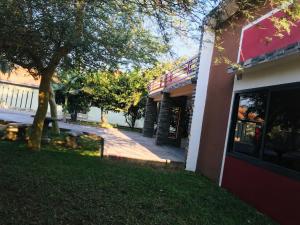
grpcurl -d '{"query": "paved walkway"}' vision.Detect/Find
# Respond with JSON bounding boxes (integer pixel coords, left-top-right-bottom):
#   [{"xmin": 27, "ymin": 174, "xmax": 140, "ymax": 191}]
[{"xmin": 0, "ymin": 109, "xmax": 185, "ymax": 164}]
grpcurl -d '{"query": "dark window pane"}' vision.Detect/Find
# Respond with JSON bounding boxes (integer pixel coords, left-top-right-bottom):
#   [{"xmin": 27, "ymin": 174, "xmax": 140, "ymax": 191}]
[
  {"xmin": 232, "ymin": 92, "xmax": 267, "ymax": 158},
  {"xmin": 264, "ymin": 89, "xmax": 300, "ymax": 172},
  {"xmin": 169, "ymin": 107, "xmax": 181, "ymax": 139}
]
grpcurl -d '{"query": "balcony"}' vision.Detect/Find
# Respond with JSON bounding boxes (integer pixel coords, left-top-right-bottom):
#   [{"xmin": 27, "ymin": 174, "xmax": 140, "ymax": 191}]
[{"xmin": 148, "ymin": 55, "xmax": 199, "ymax": 96}]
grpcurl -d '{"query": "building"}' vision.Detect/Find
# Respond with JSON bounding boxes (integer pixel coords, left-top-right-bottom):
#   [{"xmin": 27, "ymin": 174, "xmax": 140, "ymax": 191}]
[
  {"xmin": 0, "ymin": 65, "xmax": 40, "ymax": 111},
  {"xmin": 0, "ymin": 67, "xmax": 144, "ymax": 128},
  {"xmin": 144, "ymin": 1, "xmax": 300, "ymax": 224},
  {"xmin": 143, "ymin": 56, "xmax": 199, "ymax": 149}
]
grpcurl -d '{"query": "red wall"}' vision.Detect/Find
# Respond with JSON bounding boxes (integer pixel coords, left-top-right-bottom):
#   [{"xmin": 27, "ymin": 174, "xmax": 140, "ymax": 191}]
[
  {"xmin": 240, "ymin": 10, "xmax": 300, "ymax": 62},
  {"xmin": 222, "ymin": 156, "xmax": 300, "ymax": 225}
]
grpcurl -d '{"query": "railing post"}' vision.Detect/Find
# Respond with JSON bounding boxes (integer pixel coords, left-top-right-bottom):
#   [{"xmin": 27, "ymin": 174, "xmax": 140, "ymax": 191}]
[
  {"xmin": 164, "ymin": 73, "xmax": 167, "ymax": 87},
  {"xmin": 187, "ymin": 61, "xmax": 191, "ymax": 75},
  {"xmin": 147, "ymin": 54, "xmax": 200, "ymax": 94},
  {"xmin": 169, "ymin": 72, "xmax": 173, "ymax": 84}
]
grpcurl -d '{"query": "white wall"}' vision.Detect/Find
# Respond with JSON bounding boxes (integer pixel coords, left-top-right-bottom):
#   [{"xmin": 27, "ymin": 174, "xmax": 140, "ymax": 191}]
[
  {"xmin": 186, "ymin": 28, "xmax": 216, "ymax": 172},
  {"xmin": 0, "ymin": 83, "xmax": 39, "ymax": 111},
  {"xmin": 86, "ymin": 107, "xmax": 144, "ymax": 128},
  {"xmin": 234, "ymin": 59, "xmax": 300, "ymax": 91},
  {"xmin": 0, "ymin": 83, "xmax": 144, "ymax": 128},
  {"xmin": 107, "ymin": 111, "xmax": 144, "ymax": 128}
]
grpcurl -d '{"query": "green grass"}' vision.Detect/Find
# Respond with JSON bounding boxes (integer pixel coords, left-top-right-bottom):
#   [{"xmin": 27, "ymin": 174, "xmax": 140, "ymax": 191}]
[{"xmin": 0, "ymin": 141, "xmax": 277, "ymax": 225}]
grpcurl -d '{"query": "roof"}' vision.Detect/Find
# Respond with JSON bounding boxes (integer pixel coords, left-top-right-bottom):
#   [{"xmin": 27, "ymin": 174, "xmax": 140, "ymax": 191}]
[
  {"xmin": 205, "ymin": 0, "xmax": 265, "ymax": 28},
  {"xmin": 204, "ymin": 0, "xmax": 239, "ymax": 28},
  {"xmin": 0, "ymin": 65, "xmax": 40, "ymax": 89}
]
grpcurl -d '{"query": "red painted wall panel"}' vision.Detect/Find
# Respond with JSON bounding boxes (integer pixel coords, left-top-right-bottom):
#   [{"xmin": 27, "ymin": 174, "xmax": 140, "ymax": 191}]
[
  {"xmin": 222, "ymin": 156, "xmax": 300, "ymax": 225},
  {"xmin": 240, "ymin": 10, "xmax": 300, "ymax": 62}
]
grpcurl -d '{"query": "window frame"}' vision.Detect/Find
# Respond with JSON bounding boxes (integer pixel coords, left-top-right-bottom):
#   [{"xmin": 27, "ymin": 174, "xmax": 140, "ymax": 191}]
[{"xmin": 227, "ymin": 82, "xmax": 300, "ymax": 181}]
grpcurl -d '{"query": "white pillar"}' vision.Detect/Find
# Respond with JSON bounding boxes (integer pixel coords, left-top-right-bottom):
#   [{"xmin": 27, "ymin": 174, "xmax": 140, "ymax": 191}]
[{"xmin": 186, "ymin": 28, "xmax": 215, "ymax": 172}]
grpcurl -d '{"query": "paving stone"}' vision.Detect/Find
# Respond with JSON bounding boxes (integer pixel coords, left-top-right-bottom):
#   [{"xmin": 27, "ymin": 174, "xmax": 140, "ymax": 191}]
[{"xmin": 0, "ymin": 109, "xmax": 185, "ymax": 163}]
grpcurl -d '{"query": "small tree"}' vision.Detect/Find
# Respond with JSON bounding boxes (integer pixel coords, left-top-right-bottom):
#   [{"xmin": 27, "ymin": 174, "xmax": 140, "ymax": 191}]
[
  {"xmin": 54, "ymin": 69, "xmax": 93, "ymax": 121},
  {"xmin": 124, "ymin": 97, "xmax": 147, "ymax": 129}
]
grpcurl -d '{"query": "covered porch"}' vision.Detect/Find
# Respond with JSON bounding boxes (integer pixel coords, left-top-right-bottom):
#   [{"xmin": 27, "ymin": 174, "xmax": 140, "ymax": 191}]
[{"xmin": 143, "ymin": 56, "xmax": 199, "ymax": 151}]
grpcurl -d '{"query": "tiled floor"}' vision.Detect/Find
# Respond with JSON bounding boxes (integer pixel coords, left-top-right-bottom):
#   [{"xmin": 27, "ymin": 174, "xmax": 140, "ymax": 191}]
[{"xmin": 0, "ymin": 109, "xmax": 186, "ymax": 164}]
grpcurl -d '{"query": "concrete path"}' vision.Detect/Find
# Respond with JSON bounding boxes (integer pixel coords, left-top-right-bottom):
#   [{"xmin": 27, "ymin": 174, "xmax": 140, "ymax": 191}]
[{"xmin": 0, "ymin": 109, "xmax": 185, "ymax": 163}]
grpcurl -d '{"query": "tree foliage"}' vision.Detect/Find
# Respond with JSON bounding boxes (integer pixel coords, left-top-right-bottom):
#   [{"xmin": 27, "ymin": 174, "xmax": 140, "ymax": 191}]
[
  {"xmin": 0, "ymin": 0, "xmax": 199, "ymax": 149},
  {"xmin": 54, "ymin": 69, "xmax": 93, "ymax": 121},
  {"xmin": 0, "ymin": 0, "xmax": 299, "ymax": 149}
]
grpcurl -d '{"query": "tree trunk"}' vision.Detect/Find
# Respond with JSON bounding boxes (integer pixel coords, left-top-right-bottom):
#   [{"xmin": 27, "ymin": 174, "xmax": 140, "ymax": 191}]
[
  {"xmin": 100, "ymin": 108, "xmax": 108, "ymax": 125},
  {"xmin": 28, "ymin": 73, "xmax": 52, "ymax": 150},
  {"xmin": 71, "ymin": 110, "xmax": 78, "ymax": 121},
  {"xmin": 131, "ymin": 116, "xmax": 137, "ymax": 129},
  {"xmin": 62, "ymin": 96, "xmax": 68, "ymax": 122},
  {"xmin": 49, "ymin": 85, "xmax": 60, "ymax": 135}
]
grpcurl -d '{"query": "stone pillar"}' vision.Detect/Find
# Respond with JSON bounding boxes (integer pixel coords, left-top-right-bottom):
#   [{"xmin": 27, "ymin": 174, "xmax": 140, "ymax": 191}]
[
  {"xmin": 187, "ymin": 81, "xmax": 197, "ymax": 136},
  {"xmin": 143, "ymin": 97, "xmax": 157, "ymax": 137},
  {"xmin": 156, "ymin": 93, "xmax": 171, "ymax": 145},
  {"xmin": 185, "ymin": 86, "xmax": 197, "ymax": 160}
]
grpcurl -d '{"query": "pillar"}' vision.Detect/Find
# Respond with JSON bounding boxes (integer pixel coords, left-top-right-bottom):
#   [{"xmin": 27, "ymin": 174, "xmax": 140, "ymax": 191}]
[
  {"xmin": 156, "ymin": 92, "xmax": 171, "ymax": 145},
  {"xmin": 143, "ymin": 97, "xmax": 157, "ymax": 137},
  {"xmin": 186, "ymin": 27, "xmax": 216, "ymax": 172}
]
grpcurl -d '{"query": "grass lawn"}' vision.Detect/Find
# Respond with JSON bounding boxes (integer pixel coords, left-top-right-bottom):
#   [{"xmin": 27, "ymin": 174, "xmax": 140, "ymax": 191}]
[{"xmin": 0, "ymin": 140, "xmax": 277, "ymax": 225}]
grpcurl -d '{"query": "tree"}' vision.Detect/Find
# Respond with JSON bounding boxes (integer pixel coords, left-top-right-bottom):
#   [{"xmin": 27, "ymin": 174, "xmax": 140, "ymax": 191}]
[
  {"xmin": 84, "ymin": 71, "xmax": 118, "ymax": 125},
  {"xmin": 1, "ymin": 0, "xmax": 298, "ymax": 150},
  {"xmin": 121, "ymin": 59, "xmax": 188, "ymax": 128},
  {"xmin": 1, "ymin": 0, "xmax": 195, "ymax": 150},
  {"xmin": 49, "ymin": 85, "xmax": 60, "ymax": 134},
  {"xmin": 85, "ymin": 59, "xmax": 186, "ymax": 128},
  {"xmin": 54, "ymin": 69, "xmax": 93, "ymax": 122},
  {"xmin": 124, "ymin": 97, "xmax": 147, "ymax": 129}
]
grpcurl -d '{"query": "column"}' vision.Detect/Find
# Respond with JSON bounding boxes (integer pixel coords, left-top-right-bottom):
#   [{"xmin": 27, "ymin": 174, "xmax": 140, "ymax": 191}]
[
  {"xmin": 143, "ymin": 97, "xmax": 157, "ymax": 137},
  {"xmin": 186, "ymin": 28, "xmax": 216, "ymax": 171},
  {"xmin": 155, "ymin": 93, "xmax": 171, "ymax": 145}
]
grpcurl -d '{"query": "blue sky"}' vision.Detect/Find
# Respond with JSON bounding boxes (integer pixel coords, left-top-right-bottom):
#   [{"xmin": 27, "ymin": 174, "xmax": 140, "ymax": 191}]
[{"xmin": 169, "ymin": 35, "xmax": 200, "ymax": 59}]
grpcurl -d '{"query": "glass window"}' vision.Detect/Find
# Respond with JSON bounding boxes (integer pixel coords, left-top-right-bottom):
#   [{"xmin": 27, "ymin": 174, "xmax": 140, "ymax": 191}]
[
  {"xmin": 169, "ymin": 107, "xmax": 181, "ymax": 139},
  {"xmin": 232, "ymin": 92, "xmax": 267, "ymax": 158},
  {"xmin": 264, "ymin": 89, "xmax": 300, "ymax": 172}
]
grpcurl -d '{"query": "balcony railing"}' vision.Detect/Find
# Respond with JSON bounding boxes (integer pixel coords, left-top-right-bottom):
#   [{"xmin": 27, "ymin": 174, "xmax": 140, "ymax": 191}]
[{"xmin": 148, "ymin": 55, "xmax": 199, "ymax": 95}]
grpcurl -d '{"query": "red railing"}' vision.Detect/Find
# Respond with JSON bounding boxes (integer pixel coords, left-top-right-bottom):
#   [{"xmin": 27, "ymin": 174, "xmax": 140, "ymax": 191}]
[{"xmin": 148, "ymin": 55, "xmax": 199, "ymax": 95}]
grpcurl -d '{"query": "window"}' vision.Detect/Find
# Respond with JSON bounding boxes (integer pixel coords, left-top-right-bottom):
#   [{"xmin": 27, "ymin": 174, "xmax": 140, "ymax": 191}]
[
  {"xmin": 232, "ymin": 92, "xmax": 267, "ymax": 158},
  {"xmin": 169, "ymin": 107, "xmax": 181, "ymax": 139},
  {"xmin": 264, "ymin": 89, "xmax": 300, "ymax": 172},
  {"xmin": 229, "ymin": 85, "xmax": 300, "ymax": 174}
]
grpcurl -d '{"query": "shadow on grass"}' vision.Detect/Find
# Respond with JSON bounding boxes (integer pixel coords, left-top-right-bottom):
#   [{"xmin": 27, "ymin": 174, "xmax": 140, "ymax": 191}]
[{"xmin": 0, "ymin": 140, "xmax": 277, "ymax": 225}]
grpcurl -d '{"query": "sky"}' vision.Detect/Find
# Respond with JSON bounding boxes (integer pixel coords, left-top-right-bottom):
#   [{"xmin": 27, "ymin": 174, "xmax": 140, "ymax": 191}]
[
  {"xmin": 169, "ymin": 35, "xmax": 200, "ymax": 59},
  {"xmin": 144, "ymin": 15, "xmax": 202, "ymax": 62}
]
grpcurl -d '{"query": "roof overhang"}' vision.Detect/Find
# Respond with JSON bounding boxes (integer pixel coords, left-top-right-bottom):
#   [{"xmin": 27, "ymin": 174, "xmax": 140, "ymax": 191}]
[
  {"xmin": 205, "ymin": 0, "xmax": 267, "ymax": 29},
  {"xmin": 205, "ymin": 0, "xmax": 239, "ymax": 28}
]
